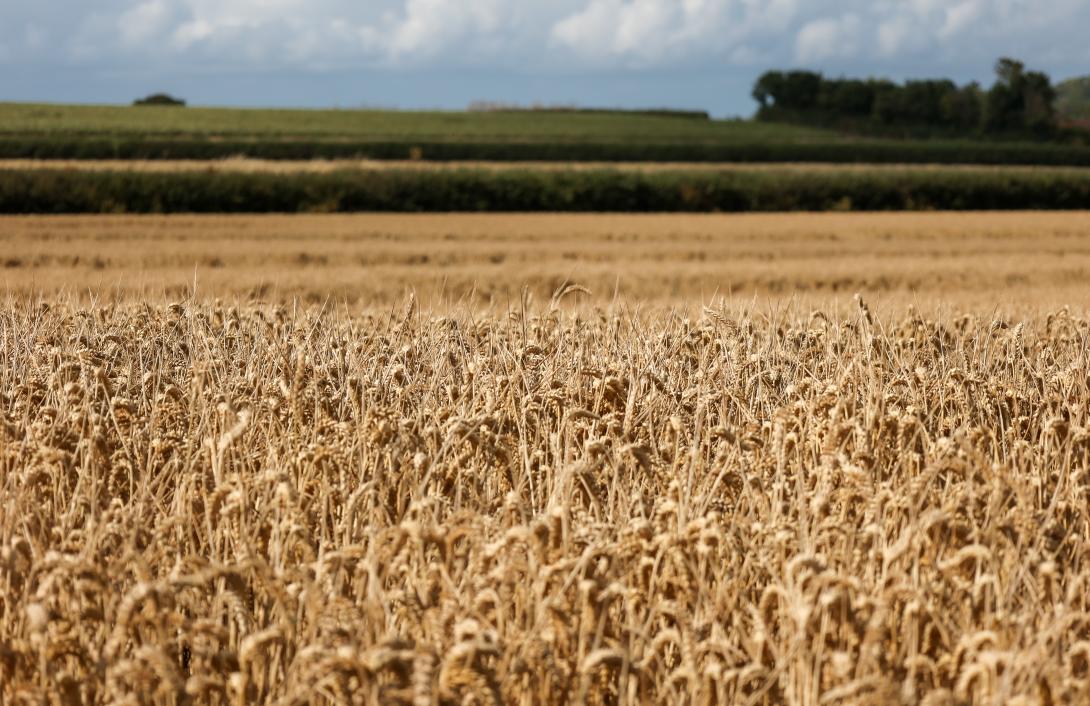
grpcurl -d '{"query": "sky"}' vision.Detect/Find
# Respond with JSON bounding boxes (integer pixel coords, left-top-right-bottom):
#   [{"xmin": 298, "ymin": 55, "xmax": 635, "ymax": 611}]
[{"xmin": 1, "ymin": 0, "xmax": 1089, "ymax": 116}]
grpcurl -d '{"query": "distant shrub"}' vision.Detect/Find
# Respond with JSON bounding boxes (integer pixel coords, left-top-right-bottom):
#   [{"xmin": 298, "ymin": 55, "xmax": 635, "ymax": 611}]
[
  {"xmin": 133, "ymin": 94, "xmax": 186, "ymax": 107},
  {"xmin": 466, "ymin": 102, "xmax": 709, "ymax": 120}
]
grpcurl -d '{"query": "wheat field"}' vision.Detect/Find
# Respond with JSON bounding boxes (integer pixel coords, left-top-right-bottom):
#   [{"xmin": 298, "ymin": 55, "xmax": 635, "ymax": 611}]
[
  {"xmin": 3, "ymin": 213, "xmax": 1090, "ymax": 705},
  {"xmin": 5, "ymin": 212, "xmax": 1090, "ymax": 308}
]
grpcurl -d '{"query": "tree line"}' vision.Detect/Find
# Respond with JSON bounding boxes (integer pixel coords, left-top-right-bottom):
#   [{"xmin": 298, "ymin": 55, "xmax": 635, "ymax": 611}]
[{"xmin": 753, "ymin": 58, "xmax": 1057, "ymax": 137}]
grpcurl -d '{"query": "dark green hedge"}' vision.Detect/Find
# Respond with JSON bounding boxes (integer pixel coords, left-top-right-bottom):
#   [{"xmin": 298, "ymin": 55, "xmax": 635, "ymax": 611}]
[
  {"xmin": 3, "ymin": 167, "xmax": 1090, "ymax": 213},
  {"xmin": 6, "ymin": 135, "xmax": 1090, "ymax": 166}
]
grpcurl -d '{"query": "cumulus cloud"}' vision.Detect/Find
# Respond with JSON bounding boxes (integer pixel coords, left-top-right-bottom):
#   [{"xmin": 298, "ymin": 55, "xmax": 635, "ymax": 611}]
[
  {"xmin": 552, "ymin": 0, "xmax": 675, "ymax": 59},
  {"xmin": 550, "ymin": 0, "xmax": 797, "ymax": 64},
  {"xmin": 876, "ymin": 17, "xmax": 913, "ymax": 57},
  {"xmin": 795, "ymin": 13, "xmax": 861, "ymax": 62},
  {"xmin": 118, "ymin": 0, "xmax": 174, "ymax": 46},
  {"xmin": 939, "ymin": 0, "xmax": 983, "ymax": 39},
  {"xmin": 97, "ymin": 0, "xmax": 525, "ymax": 67},
  {"xmin": 2, "ymin": 0, "xmax": 1085, "ymax": 77},
  {"xmin": 387, "ymin": 0, "xmax": 504, "ymax": 60}
]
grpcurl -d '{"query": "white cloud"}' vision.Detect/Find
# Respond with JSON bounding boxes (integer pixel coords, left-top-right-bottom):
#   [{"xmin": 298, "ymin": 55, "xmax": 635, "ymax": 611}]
[
  {"xmin": 178, "ymin": 0, "xmax": 309, "ymax": 27},
  {"xmin": 551, "ymin": 0, "xmax": 797, "ymax": 63},
  {"xmin": 940, "ymin": 0, "xmax": 982, "ymax": 39},
  {"xmin": 7, "ymin": 0, "xmax": 1089, "ymax": 77},
  {"xmin": 553, "ymin": 0, "xmax": 689, "ymax": 60},
  {"xmin": 907, "ymin": 0, "xmax": 945, "ymax": 17},
  {"xmin": 119, "ymin": 0, "xmax": 173, "ymax": 46},
  {"xmin": 387, "ymin": 0, "xmax": 504, "ymax": 60},
  {"xmin": 795, "ymin": 13, "xmax": 860, "ymax": 62},
  {"xmin": 107, "ymin": 0, "xmax": 520, "ymax": 66},
  {"xmin": 171, "ymin": 18, "xmax": 215, "ymax": 49},
  {"xmin": 876, "ymin": 17, "xmax": 910, "ymax": 56}
]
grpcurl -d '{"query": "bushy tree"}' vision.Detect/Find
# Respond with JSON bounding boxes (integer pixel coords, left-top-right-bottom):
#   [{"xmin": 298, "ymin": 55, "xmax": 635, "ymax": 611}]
[
  {"xmin": 818, "ymin": 79, "xmax": 891, "ymax": 117},
  {"xmin": 941, "ymin": 83, "xmax": 984, "ymax": 130},
  {"xmin": 1022, "ymin": 71, "xmax": 1057, "ymax": 132},
  {"xmin": 984, "ymin": 58, "xmax": 1055, "ymax": 134},
  {"xmin": 133, "ymin": 93, "xmax": 186, "ymax": 107},
  {"xmin": 753, "ymin": 57, "xmax": 1057, "ymax": 138},
  {"xmin": 873, "ymin": 80, "xmax": 957, "ymax": 125},
  {"xmin": 752, "ymin": 70, "xmax": 822, "ymax": 112},
  {"xmin": 1056, "ymin": 76, "xmax": 1090, "ymax": 122},
  {"xmin": 751, "ymin": 71, "xmax": 783, "ymax": 109}
]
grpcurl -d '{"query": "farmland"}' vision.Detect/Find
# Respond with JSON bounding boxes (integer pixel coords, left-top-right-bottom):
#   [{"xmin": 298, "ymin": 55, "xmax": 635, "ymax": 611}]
[
  {"xmin": 4, "ymin": 212, "xmax": 1090, "ymax": 306},
  {"xmin": 5, "ymin": 165, "xmax": 1090, "ymax": 213},
  {"xmin": 0, "ymin": 103, "xmax": 807, "ymax": 142},
  {"xmin": 6, "ymin": 99, "xmax": 1090, "ymax": 705},
  {"xmin": 4, "ymin": 263, "xmax": 1090, "ymax": 703},
  {"xmin": 4, "ymin": 102, "xmax": 1090, "ymax": 165},
  {"xmin": 6, "ymin": 102, "xmax": 1090, "ymax": 215}
]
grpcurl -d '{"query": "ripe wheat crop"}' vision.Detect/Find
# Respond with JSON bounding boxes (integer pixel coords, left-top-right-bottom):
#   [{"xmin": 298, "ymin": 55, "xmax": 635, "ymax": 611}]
[
  {"xmin": 2, "ymin": 294, "xmax": 1089, "ymax": 705},
  {"xmin": 5, "ymin": 212, "xmax": 1090, "ymax": 308}
]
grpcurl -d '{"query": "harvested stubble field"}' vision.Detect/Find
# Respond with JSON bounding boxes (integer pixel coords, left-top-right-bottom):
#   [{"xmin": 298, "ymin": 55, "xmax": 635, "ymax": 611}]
[
  {"xmin": 4, "ymin": 212, "xmax": 1090, "ymax": 706},
  {"xmin": 4, "ymin": 212, "xmax": 1090, "ymax": 307}
]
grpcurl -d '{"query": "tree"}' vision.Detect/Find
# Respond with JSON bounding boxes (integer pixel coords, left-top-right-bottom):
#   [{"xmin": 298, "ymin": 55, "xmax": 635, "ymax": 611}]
[
  {"xmin": 752, "ymin": 70, "xmax": 821, "ymax": 112},
  {"xmin": 904, "ymin": 80, "xmax": 957, "ymax": 125},
  {"xmin": 752, "ymin": 71, "xmax": 784, "ymax": 109},
  {"xmin": 1056, "ymin": 76, "xmax": 1090, "ymax": 122},
  {"xmin": 984, "ymin": 58, "xmax": 1024, "ymax": 131},
  {"xmin": 984, "ymin": 58, "xmax": 1056, "ymax": 134},
  {"xmin": 1022, "ymin": 70, "xmax": 1056, "ymax": 133},
  {"xmin": 873, "ymin": 81, "xmax": 957, "ymax": 126},
  {"xmin": 134, "ymin": 93, "xmax": 186, "ymax": 107},
  {"xmin": 940, "ymin": 83, "xmax": 983, "ymax": 131},
  {"xmin": 779, "ymin": 71, "xmax": 822, "ymax": 111},
  {"xmin": 818, "ymin": 79, "xmax": 881, "ymax": 117},
  {"xmin": 750, "ymin": 57, "xmax": 1053, "ymax": 138}
]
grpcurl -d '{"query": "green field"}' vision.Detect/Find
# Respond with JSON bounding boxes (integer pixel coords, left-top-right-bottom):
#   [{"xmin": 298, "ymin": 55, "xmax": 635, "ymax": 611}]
[
  {"xmin": 0, "ymin": 103, "xmax": 823, "ymax": 142},
  {"xmin": 5, "ymin": 102, "xmax": 1090, "ymax": 165}
]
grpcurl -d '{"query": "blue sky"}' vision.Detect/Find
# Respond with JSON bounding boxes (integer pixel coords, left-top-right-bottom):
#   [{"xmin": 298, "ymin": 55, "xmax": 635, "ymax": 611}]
[{"xmin": 2, "ymin": 0, "xmax": 1088, "ymax": 116}]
